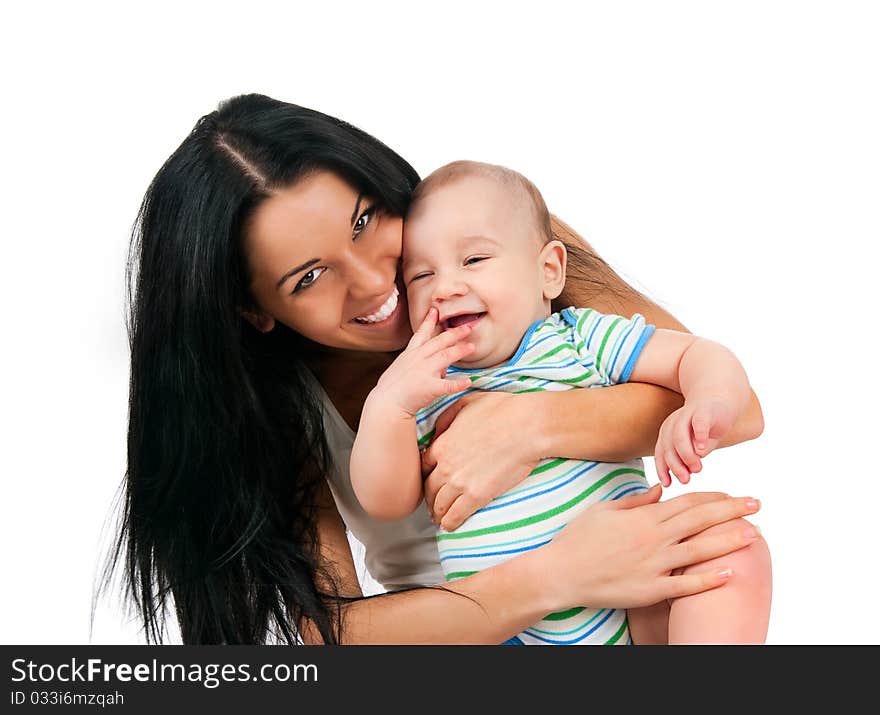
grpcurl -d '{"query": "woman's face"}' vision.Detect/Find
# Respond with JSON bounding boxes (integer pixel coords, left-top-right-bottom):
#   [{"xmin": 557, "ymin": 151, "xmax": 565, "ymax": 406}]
[{"xmin": 243, "ymin": 170, "xmax": 413, "ymax": 353}]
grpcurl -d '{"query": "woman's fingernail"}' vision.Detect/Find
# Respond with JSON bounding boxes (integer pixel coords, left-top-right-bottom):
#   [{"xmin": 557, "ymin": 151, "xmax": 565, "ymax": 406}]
[
  {"xmin": 717, "ymin": 567, "xmax": 733, "ymax": 580},
  {"xmin": 745, "ymin": 498, "xmax": 760, "ymax": 511},
  {"xmin": 743, "ymin": 525, "xmax": 760, "ymax": 540}
]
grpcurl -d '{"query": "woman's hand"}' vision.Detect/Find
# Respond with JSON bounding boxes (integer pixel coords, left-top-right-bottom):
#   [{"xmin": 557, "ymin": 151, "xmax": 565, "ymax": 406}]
[
  {"xmin": 539, "ymin": 485, "xmax": 763, "ymax": 611},
  {"xmin": 421, "ymin": 391, "xmax": 540, "ymax": 531}
]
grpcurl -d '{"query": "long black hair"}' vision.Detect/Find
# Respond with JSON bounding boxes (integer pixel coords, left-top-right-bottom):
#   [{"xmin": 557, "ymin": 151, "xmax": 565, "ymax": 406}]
[{"xmin": 105, "ymin": 94, "xmax": 420, "ymax": 644}]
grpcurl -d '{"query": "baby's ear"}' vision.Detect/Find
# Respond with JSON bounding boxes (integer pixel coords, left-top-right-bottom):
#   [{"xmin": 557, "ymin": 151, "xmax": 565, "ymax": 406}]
[
  {"xmin": 540, "ymin": 239, "xmax": 567, "ymax": 300},
  {"xmin": 241, "ymin": 309, "xmax": 276, "ymax": 333}
]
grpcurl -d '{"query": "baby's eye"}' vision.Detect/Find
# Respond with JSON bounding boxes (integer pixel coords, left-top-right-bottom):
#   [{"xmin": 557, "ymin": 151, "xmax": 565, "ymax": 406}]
[
  {"xmin": 408, "ymin": 272, "xmax": 432, "ymax": 284},
  {"xmin": 294, "ymin": 266, "xmax": 327, "ymax": 293},
  {"xmin": 464, "ymin": 256, "xmax": 489, "ymax": 265}
]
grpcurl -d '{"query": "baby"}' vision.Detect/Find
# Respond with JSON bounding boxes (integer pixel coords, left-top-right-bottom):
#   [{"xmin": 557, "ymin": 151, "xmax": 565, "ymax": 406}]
[{"xmin": 350, "ymin": 160, "xmax": 771, "ymax": 645}]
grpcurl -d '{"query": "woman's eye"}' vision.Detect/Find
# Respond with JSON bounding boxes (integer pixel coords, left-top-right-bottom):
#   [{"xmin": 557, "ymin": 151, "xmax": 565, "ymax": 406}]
[
  {"xmin": 465, "ymin": 256, "xmax": 488, "ymax": 265},
  {"xmin": 294, "ymin": 266, "xmax": 327, "ymax": 293},
  {"xmin": 353, "ymin": 207, "xmax": 374, "ymax": 236}
]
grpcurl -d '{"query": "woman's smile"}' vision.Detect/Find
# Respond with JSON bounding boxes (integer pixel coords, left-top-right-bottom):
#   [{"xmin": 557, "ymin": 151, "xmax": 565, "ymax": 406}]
[{"xmin": 353, "ymin": 285, "xmax": 400, "ymax": 324}]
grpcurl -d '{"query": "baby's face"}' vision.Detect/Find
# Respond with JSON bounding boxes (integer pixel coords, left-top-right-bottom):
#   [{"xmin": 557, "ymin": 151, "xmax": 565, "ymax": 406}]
[{"xmin": 402, "ymin": 175, "xmax": 551, "ymax": 368}]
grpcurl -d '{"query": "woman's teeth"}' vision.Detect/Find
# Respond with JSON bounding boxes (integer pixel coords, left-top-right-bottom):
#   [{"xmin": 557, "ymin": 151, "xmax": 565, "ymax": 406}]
[{"xmin": 354, "ymin": 287, "xmax": 399, "ymax": 324}]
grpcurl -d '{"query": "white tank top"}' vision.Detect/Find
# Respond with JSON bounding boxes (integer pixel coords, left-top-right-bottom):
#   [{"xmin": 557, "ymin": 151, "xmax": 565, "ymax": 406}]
[{"xmin": 304, "ymin": 369, "xmax": 445, "ymax": 592}]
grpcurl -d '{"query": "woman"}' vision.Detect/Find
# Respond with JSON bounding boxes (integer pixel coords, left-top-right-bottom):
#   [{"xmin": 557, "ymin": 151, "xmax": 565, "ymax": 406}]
[{"xmin": 111, "ymin": 93, "xmax": 765, "ymax": 644}]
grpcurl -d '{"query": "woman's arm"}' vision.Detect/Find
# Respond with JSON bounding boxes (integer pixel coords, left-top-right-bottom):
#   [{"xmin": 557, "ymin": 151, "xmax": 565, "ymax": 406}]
[
  {"xmin": 303, "ymin": 481, "xmax": 763, "ymax": 644},
  {"xmin": 544, "ymin": 213, "xmax": 762, "ymax": 459}
]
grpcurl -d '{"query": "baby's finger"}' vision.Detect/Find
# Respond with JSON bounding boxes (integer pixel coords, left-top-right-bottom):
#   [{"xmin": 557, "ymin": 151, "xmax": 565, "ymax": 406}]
[
  {"xmin": 665, "ymin": 448, "xmax": 691, "ymax": 485},
  {"xmin": 422, "ymin": 321, "xmax": 473, "ymax": 357},
  {"xmin": 435, "ymin": 376, "xmax": 473, "ymax": 397},
  {"xmin": 692, "ymin": 408, "xmax": 713, "ymax": 456},
  {"xmin": 673, "ymin": 417, "xmax": 702, "ymax": 473},
  {"xmin": 430, "ymin": 341, "xmax": 476, "ymax": 370},
  {"xmin": 700, "ymin": 437, "xmax": 721, "ymax": 457},
  {"xmin": 407, "ymin": 307, "xmax": 439, "ymax": 350},
  {"xmin": 654, "ymin": 443, "xmax": 671, "ymax": 488}
]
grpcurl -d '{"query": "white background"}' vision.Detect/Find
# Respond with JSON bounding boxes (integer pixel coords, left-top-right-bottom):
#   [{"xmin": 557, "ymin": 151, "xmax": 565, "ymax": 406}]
[{"xmin": 2, "ymin": 1, "xmax": 878, "ymax": 645}]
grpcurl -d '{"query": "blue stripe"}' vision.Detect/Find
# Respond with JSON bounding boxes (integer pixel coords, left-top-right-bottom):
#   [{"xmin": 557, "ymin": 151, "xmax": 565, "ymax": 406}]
[
  {"xmin": 491, "ymin": 460, "xmax": 599, "ymax": 502},
  {"xmin": 415, "ymin": 388, "xmax": 474, "ymax": 424},
  {"xmin": 523, "ymin": 608, "xmax": 617, "ymax": 645},
  {"xmin": 584, "ymin": 312, "xmax": 603, "ymax": 349},
  {"xmin": 600, "ymin": 480, "xmax": 649, "ymax": 502},
  {"xmin": 437, "ymin": 525, "xmax": 565, "ymax": 556},
  {"xmin": 560, "ymin": 307, "xmax": 579, "ymax": 328},
  {"xmin": 527, "ymin": 608, "xmax": 607, "ymax": 637},
  {"xmin": 619, "ymin": 324, "xmax": 655, "ymax": 383},
  {"xmin": 472, "ymin": 377, "xmax": 517, "ymax": 392},
  {"xmin": 482, "ymin": 358, "xmax": 582, "ymax": 381},
  {"xmin": 447, "ymin": 316, "xmax": 547, "ymax": 373},
  {"xmin": 607, "ymin": 485, "xmax": 648, "ymax": 501},
  {"xmin": 475, "ymin": 461, "xmax": 605, "ymax": 514},
  {"xmin": 439, "ymin": 539, "xmax": 551, "ymax": 562},
  {"xmin": 606, "ymin": 317, "xmax": 640, "ymax": 382}
]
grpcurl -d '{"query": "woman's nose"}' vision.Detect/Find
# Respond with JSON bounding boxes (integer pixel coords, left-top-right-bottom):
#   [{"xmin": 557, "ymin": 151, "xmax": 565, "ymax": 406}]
[{"xmin": 347, "ymin": 254, "xmax": 390, "ymax": 300}]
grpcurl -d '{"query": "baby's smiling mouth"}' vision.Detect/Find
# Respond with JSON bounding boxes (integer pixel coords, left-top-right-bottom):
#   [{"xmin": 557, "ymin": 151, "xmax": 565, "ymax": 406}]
[{"xmin": 442, "ymin": 312, "xmax": 486, "ymax": 330}]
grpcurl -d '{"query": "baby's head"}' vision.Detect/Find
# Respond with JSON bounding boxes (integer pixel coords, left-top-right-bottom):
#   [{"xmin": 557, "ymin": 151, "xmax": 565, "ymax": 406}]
[{"xmin": 403, "ymin": 161, "xmax": 567, "ymax": 368}]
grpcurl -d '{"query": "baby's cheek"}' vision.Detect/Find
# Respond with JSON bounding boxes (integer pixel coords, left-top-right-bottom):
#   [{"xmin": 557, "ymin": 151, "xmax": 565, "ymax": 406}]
[{"xmin": 406, "ymin": 290, "xmax": 424, "ymax": 332}]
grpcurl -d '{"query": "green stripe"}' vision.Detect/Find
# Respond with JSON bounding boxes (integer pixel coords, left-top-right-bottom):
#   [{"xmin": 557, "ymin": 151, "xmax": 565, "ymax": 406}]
[
  {"xmin": 595, "ymin": 317, "xmax": 623, "ymax": 374},
  {"xmin": 575, "ymin": 308, "xmax": 594, "ymax": 334},
  {"xmin": 529, "ymin": 458, "xmax": 566, "ymax": 476},
  {"xmin": 556, "ymin": 369, "xmax": 595, "ymax": 384},
  {"xmin": 529, "ymin": 342, "xmax": 576, "ymax": 364},
  {"xmin": 529, "ymin": 608, "xmax": 606, "ymax": 636},
  {"xmin": 417, "ymin": 429, "xmax": 435, "ymax": 447},
  {"xmin": 543, "ymin": 606, "xmax": 585, "ymax": 621},
  {"xmin": 514, "ymin": 387, "xmax": 546, "ymax": 394},
  {"xmin": 604, "ymin": 618, "xmax": 628, "ymax": 645},
  {"xmin": 437, "ymin": 468, "xmax": 645, "ymax": 541},
  {"xmin": 444, "ymin": 571, "xmax": 476, "ymax": 581}
]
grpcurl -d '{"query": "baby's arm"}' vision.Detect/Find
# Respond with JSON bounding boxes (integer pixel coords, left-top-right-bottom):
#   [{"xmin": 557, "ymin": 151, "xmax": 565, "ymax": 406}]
[
  {"xmin": 352, "ymin": 400, "xmax": 427, "ymax": 520},
  {"xmin": 350, "ymin": 309, "xmax": 474, "ymax": 520},
  {"xmin": 628, "ymin": 330, "xmax": 755, "ymax": 486}
]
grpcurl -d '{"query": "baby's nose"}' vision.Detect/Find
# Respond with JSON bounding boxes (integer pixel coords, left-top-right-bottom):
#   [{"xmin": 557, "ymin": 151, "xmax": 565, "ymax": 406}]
[{"xmin": 432, "ymin": 276, "xmax": 468, "ymax": 302}]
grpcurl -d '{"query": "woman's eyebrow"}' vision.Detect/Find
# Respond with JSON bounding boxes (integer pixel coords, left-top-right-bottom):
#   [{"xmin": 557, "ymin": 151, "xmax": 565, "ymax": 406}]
[{"xmin": 276, "ymin": 258, "xmax": 320, "ymax": 290}]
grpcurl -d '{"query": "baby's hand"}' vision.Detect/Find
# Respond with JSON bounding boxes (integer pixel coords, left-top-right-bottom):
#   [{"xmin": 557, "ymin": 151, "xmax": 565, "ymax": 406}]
[
  {"xmin": 653, "ymin": 398, "xmax": 738, "ymax": 487},
  {"xmin": 369, "ymin": 307, "xmax": 475, "ymax": 417}
]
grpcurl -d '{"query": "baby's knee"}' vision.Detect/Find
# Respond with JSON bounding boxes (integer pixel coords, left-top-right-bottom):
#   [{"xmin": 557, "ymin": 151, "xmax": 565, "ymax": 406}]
[{"xmin": 682, "ymin": 518, "xmax": 772, "ymax": 587}]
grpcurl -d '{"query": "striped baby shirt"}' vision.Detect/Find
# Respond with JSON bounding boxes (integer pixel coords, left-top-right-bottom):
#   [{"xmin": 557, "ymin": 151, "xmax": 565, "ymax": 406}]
[{"xmin": 415, "ymin": 307, "xmax": 656, "ymax": 645}]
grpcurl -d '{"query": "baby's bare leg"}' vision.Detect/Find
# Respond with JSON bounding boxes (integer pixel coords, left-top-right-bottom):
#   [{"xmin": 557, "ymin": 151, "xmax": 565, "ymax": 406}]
[
  {"xmin": 668, "ymin": 519, "xmax": 772, "ymax": 644},
  {"xmin": 628, "ymin": 601, "xmax": 670, "ymax": 645}
]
